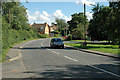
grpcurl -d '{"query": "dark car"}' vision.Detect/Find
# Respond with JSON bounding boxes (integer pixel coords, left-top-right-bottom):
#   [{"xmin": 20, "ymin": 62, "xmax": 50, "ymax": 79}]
[{"xmin": 50, "ymin": 38, "xmax": 64, "ymax": 48}]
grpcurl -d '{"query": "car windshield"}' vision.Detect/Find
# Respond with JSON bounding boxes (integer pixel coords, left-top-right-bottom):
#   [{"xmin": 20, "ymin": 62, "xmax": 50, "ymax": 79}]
[{"xmin": 53, "ymin": 39, "xmax": 62, "ymax": 42}]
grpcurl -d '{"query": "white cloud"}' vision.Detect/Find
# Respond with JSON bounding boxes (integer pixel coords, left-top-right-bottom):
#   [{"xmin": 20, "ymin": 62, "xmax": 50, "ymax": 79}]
[
  {"xmin": 81, "ymin": 0, "xmax": 95, "ymax": 6},
  {"xmin": 64, "ymin": 16, "xmax": 72, "ymax": 22},
  {"xmin": 76, "ymin": 0, "xmax": 80, "ymax": 4},
  {"xmin": 40, "ymin": 14, "xmax": 50, "ymax": 21},
  {"xmin": 26, "ymin": 10, "xmax": 36, "ymax": 21},
  {"xmin": 42, "ymin": 11, "xmax": 49, "ymax": 17},
  {"xmin": 53, "ymin": 10, "xmax": 64, "ymax": 19},
  {"xmin": 86, "ymin": 12, "xmax": 93, "ymax": 21},
  {"xmin": 27, "ymin": 9, "xmax": 71, "ymax": 25},
  {"xmin": 53, "ymin": 10, "xmax": 71, "ymax": 22},
  {"xmin": 35, "ymin": 11, "xmax": 40, "ymax": 15},
  {"xmin": 76, "ymin": 0, "xmax": 95, "ymax": 6}
]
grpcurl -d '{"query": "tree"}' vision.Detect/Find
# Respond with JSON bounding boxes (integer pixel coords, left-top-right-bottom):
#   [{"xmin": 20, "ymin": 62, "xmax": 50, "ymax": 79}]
[
  {"xmin": 109, "ymin": 1, "xmax": 120, "ymax": 47},
  {"xmin": 88, "ymin": 2, "xmax": 120, "ymax": 48},
  {"xmin": 2, "ymin": 2, "xmax": 39, "ymax": 53},
  {"xmin": 88, "ymin": 3, "xmax": 110, "ymax": 41},
  {"xmin": 55, "ymin": 18, "xmax": 68, "ymax": 36},
  {"xmin": 67, "ymin": 12, "xmax": 88, "ymax": 39},
  {"xmin": 2, "ymin": 2, "xmax": 29, "ymax": 30}
]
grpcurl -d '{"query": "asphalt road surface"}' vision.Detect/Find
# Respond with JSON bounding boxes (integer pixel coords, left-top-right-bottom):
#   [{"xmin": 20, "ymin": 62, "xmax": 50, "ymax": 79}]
[{"xmin": 2, "ymin": 38, "xmax": 120, "ymax": 79}]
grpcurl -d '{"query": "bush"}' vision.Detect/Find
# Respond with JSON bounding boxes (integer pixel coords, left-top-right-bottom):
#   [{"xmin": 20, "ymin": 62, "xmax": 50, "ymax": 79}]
[
  {"xmin": 38, "ymin": 34, "xmax": 49, "ymax": 38},
  {"xmin": 2, "ymin": 18, "xmax": 39, "ymax": 51},
  {"xmin": 66, "ymin": 34, "xmax": 72, "ymax": 40},
  {"xmin": 54, "ymin": 34, "xmax": 60, "ymax": 37},
  {"xmin": 86, "ymin": 36, "xmax": 90, "ymax": 40}
]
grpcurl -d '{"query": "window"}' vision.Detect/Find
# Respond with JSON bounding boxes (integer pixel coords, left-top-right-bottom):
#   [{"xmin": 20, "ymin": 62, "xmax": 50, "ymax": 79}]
[{"xmin": 41, "ymin": 27, "xmax": 44, "ymax": 31}]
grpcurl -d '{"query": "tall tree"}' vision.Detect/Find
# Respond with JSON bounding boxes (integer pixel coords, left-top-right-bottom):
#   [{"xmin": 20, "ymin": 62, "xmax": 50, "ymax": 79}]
[
  {"xmin": 2, "ymin": 2, "xmax": 29, "ymax": 30},
  {"xmin": 88, "ymin": 2, "xmax": 120, "ymax": 48},
  {"xmin": 55, "ymin": 18, "xmax": 68, "ymax": 36},
  {"xmin": 67, "ymin": 12, "xmax": 88, "ymax": 39},
  {"xmin": 88, "ymin": 3, "xmax": 110, "ymax": 41}
]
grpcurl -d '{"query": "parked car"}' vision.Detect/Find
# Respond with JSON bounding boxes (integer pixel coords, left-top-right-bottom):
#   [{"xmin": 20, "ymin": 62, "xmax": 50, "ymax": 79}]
[{"xmin": 50, "ymin": 38, "xmax": 64, "ymax": 48}]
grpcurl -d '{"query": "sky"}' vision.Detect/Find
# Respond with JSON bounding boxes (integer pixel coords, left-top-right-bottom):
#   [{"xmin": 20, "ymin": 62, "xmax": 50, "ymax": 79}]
[{"xmin": 22, "ymin": 0, "xmax": 109, "ymax": 25}]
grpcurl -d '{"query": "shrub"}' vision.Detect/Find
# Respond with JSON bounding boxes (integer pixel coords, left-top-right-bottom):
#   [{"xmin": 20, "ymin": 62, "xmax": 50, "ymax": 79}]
[
  {"xmin": 54, "ymin": 34, "xmax": 60, "ymax": 37},
  {"xmin": 66, "ymin": 34, "xmax": 72, "ymax": 40},
  {"xmin": 38, "ymin": 34, "xmax": 49, "ymax": 38}
]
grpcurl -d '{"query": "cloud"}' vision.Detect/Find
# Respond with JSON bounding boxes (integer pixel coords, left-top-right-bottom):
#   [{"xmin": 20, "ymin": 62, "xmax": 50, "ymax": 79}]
[
  {"xmin": 53, "ymin": 10, "xmax": 64, "ymax": 19},
  {"xmin": 76, "ymin": 0, "xmax": 80, "ymax": 4},
  {"xmin": 42, "ymin": 11, "xmax": 49, "ymax": 17},
  {"xmin": 40, "ymin": 14, "xmax": 50, "ymax": 21},
  {"xmin": 64, "ymin": 16, "xmax": 72, "ymax": 22},
  {"xmin": 27, "ymin": 9, "xmax": 71, "ymax": 25},
  {"xmin": 81, "ymin": 0, "xmax": 95, "ymax": 6},
  {"xmin": 26, "ymin": 10, "xmax": 36, "ymax": 21},
  {"xmin": 35, "ymin": 11, "xmax": 40, "ymax": 15},
  {"xmin": 86, "ymin": 12, "xmax": 93, "ymax": 21},
  {"xmin": 76, "ymin": 0, "xmax": 95, "ymax": 6}
]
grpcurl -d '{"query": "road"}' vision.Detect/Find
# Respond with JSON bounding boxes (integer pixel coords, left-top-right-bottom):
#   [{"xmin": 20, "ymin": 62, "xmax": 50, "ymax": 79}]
[{"xmin": 2, "ymin": 38, "xmax": 120, "ymax": 79}]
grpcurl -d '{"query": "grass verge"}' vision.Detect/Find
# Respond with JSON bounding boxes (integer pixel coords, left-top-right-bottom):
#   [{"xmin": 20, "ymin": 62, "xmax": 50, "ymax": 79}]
[{"xmin": 65, "ymin": 43, "xmax": 119, "ymax": 55}]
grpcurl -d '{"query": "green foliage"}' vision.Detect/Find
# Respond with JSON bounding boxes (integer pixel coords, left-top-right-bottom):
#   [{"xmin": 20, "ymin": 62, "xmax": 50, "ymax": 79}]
[
  {"xmin": 38, "ymin": 34, "xmax": 49, "ymax": 38},
  {"xmin": 86, "ymin": 36, "xmax": 90, "ymax": 40},
  {"xmin": 72, "ymin": 23, "xmax": 85, "ymax": 40},
  {"xmin": 2, "ymin": 2, "xmax": 29, "ymax": 30},
  {"xmin": 66, "ymin": 34, "xmax": 72, "ymax": 40},
  {"xmin": 54, "ymin": 34, "xmax": 60, "ymax": 37},
  {"xmin": 88, "ymin": 3, "xmax": 109, "ymax": 40},
  {"xmin": 68, "ymin": 12, "xmax": 88, "ymax": 39},
  {"xmin": 88, "ymin": 2, "xmax": 120, "ymax": 47},
  {"xmin": 55, "ymin": 18, "xmax": 68, "ymax": 36},
  {"xmin": 1, "ymin": 2, "xmax": 40, "ymax": 61}
]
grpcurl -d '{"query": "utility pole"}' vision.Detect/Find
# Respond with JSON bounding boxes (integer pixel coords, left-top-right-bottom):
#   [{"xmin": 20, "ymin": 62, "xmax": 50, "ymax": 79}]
[{"xmin": 84, "ymin": 3, "xmax": 87, "ymax": 46}]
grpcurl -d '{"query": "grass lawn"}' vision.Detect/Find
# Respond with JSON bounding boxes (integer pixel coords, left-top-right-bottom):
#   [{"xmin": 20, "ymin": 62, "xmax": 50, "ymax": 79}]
[
  {"xmin": 65, "ymin": 43, "xmax": 119, "ymax": 55},
  {"xmin": 71, "ymin": 40, "xmax": 108, "ymax": 42}
]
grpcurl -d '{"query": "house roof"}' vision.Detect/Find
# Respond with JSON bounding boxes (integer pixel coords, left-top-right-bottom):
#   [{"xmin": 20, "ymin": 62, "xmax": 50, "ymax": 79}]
[{"xmin": 32, "ymin": 23, "xmax": 48, "ymax": 28}]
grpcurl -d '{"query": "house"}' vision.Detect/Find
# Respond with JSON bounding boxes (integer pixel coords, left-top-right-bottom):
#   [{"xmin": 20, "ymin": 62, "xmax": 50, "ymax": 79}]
[
  {"xmin": 50, "ymin": 24, "xmax": 58, "ymax": 32},
  {"xmin": 32, "ymin": 22, "xmax": 58, "ymax": 35},
  {"xmin": 32, "ymin": 22, "xmax": 50, "ymax": 34}
]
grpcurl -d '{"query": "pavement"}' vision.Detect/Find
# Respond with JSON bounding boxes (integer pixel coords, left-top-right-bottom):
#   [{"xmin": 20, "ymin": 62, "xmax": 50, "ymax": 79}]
[
  {"xmin": 2, "ymin": 38, "xmax": 120, "ymax": 79},
  {"xmin": 4, "ymin": 40, "xmax": 32, "ymax": 62}
]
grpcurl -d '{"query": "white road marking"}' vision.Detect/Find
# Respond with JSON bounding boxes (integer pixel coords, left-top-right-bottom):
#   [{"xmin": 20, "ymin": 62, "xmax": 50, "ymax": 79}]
[
  {"xmin": 9, "ymin": 50, "xmax": 22, "ymax": 62},
  {"xmin": 20, "ymin": 40, "xmax": 36, "ymax": 48},
  {"xmin": 64, "ymin": 56, "xmax": 78, "ymax": 62},
  {"xmin": 88, "ymin": 64, "xmax": 120, "ymax": 78},
  {"xmin": 47, "ymin": 49, "xmax": 51, "ymax": 51},
  {"xmin": 52, "ymin": 51, "xmax": 60, "ymax": 54}
]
